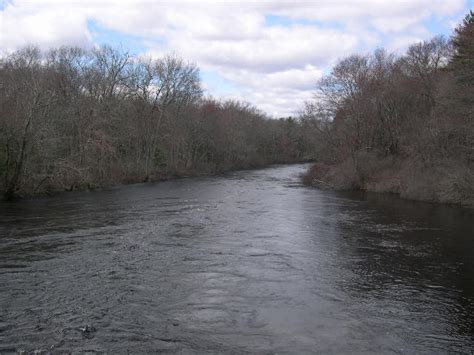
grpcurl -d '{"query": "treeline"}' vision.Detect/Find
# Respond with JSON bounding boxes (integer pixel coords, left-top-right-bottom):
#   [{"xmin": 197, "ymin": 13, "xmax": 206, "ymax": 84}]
[
  {"xmin": 0, "ymin": 46, "xmax": 316, "ymax": 199},
  {"xmin": 302, "ymin": 12, "xmax": 474, "ymax": 206}
]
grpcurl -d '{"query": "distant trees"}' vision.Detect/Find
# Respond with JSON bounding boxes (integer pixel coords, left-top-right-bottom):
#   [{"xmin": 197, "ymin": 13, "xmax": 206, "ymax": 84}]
[
  {"xmin": 0, "ymin": 46, "xmax": 315, "ymax": 199},
  {"xmin": 302, "ymin": 12, "xmax": 474, "ymax": 205}
]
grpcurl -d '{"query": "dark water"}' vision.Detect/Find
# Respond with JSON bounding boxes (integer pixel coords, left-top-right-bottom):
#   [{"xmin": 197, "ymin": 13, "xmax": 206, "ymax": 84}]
[{"xmin": 1, "ymin": 164, "xmax": 473, "ymax": 354}]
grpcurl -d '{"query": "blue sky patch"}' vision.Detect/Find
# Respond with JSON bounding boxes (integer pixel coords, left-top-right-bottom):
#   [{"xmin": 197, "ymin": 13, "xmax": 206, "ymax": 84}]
[{"xmin": 87, "ymin": 19, "xmax": 148, "ymax": 55}]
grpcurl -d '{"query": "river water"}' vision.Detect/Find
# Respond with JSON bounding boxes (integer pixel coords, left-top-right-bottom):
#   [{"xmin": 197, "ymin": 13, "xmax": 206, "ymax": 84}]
[{"xmin": 1, "ymin": 164, "xmax": 473, "ymax": 353}]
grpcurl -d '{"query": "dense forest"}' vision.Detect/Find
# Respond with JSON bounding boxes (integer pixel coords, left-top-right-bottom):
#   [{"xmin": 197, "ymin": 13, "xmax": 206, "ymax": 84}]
[
  {"xmin": 0, "ymin": 47, "xmax": 316, "ymax": 200},
  {"xmin": 302, "ymin": 11, "xmax": 474, "ymax": 206}
]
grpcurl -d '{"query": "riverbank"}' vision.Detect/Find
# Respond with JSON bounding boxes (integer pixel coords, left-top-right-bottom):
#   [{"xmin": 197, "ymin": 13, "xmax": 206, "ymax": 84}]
[
  {"xmin": 2, "ymin": 160, "xmax": 313, "ymax": 201},
  {"xmin": 302, "ymin": 159, "xmax": 474, "ymax": 207}
]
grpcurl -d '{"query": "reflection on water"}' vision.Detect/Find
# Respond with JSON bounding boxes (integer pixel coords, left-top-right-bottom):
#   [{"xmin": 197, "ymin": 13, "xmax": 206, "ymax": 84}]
[{"xmin": 1, "ymin": 164, "xmax": 473, "ymax": 353}]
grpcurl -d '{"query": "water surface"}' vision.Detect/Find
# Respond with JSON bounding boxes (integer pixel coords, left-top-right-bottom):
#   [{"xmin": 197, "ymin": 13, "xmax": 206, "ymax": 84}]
[{"xmin": 1, "ymin": 164, "xmax": 473, "ymax": 353}]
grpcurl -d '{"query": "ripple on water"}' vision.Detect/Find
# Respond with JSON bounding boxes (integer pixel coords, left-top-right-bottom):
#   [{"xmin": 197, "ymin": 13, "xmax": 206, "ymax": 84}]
[{"xmin": 0, "ymin": 164, "xmax": 473, "ymax": 353}]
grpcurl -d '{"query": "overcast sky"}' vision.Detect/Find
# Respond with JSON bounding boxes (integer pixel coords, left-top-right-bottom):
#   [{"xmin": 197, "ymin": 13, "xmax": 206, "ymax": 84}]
[{"xmin": 1, "ymin": 0, "xmax": 472, "ymax": 117}]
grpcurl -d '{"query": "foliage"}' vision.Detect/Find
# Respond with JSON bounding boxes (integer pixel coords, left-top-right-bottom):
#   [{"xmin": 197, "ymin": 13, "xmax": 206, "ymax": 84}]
[{"xmin": 0, "ymin": 46, "xmax": 316, "ymax": 199}]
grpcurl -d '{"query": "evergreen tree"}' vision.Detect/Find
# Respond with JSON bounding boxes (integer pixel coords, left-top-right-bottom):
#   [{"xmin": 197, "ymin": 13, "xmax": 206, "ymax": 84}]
[{"xmin": 451, "ymin": 10, "xmax": 474, "ymax": 85}]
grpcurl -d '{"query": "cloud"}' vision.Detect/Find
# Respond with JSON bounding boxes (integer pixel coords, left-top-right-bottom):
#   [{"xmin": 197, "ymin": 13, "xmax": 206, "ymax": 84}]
[
  {"xmin": 0, "ymin": 0, "xmax": 470, "ymax": 116},
  {"xmin": 210, "ymin": 65, "xmax": 323, "ymax": 117},
  {"xmin": 0, "ymin": 2, "xmax": 91, "ymax": 52},
  {"xmin": 167, "ymin": 25, "xmax": 363, "ymax": 73}
]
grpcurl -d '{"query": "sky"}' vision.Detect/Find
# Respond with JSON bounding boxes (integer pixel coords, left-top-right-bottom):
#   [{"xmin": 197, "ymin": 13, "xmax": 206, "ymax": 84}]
[{"xmin": 0, "ymin": 0, "xmax": 472, "ymax": 117}]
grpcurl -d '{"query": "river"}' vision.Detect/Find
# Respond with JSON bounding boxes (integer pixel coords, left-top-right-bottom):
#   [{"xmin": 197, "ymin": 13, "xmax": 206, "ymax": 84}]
[{"xmin": 1, "ymin": 164, "xmax": 473, "ymax": 353}]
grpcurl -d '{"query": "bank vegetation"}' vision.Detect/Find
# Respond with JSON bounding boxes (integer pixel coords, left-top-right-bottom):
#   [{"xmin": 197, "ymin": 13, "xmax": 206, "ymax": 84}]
[{"xmin": 301, "ymin": 11, "xmax": 474, "ymax": 206}]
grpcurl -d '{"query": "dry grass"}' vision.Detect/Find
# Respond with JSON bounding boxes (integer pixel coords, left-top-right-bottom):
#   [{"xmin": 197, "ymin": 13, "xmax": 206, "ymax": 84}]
[{"xmin": 303, "ymin": 157, "xmax": 474, "ymax": 207}]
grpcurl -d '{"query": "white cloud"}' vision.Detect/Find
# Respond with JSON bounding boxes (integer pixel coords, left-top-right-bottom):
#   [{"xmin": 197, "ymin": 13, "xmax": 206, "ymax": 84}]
[
  {"xmin": 167, "ymin": 25, "xmax": 363, "ymax": 72},
  {"xmin": 266, "ymin": 0, "xmax": 464, "ymax": 23},
  {"xmin": 0, "ymin": 2, "xmax": 91, "ymax": 52},
  {"xmin": 372, "ymin": 15, "xmax": 425, "ymax": 34},
  {"xmin": 210, "ymin": 65, "xmax": 323, "ymax": 117},
  {"xmin": 218, "ymin": 66, "xmax": 322, "ymax": 97}
]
